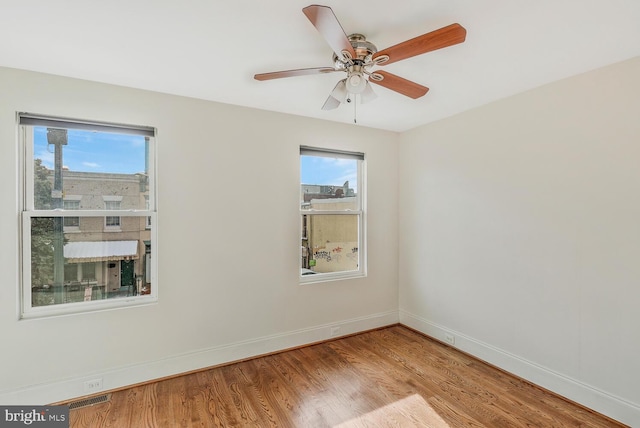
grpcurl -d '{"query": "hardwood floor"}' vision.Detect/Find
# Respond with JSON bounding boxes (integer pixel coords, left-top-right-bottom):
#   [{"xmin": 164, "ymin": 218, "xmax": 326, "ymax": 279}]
[{"xmin": 69, "ymin": 325, "xmax": 626, "ymax": 427}]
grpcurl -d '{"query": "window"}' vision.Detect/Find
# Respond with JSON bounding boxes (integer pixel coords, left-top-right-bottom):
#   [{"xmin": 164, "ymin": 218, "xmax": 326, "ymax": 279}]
[
  {"xmin": 19, "ymin": 113, "xmax": 157, "ymax": 318},
  {"xmin": 103, "ymin": 197, "xmax": 122, "ymax": 229},
  {"xmin": 63, "ymin": 197, "xmax": 80, "ymax": 230},
  {"xmin": 145, "ymin": 195, "xmax": 151, "ymax": 229},
  {"xmin": 300, "ymin": 146, "xmax": 365, "ymax": 281}
]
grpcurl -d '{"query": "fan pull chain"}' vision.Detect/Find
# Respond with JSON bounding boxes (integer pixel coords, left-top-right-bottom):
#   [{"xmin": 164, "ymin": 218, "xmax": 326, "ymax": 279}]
[{"xmin": 353, "ymin": 95, "xmax": 357, "ymax": 124}]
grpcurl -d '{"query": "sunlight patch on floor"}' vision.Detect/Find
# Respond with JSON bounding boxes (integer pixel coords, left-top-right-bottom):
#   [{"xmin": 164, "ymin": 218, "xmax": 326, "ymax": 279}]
[{"xmin": 334, "ymin": 394, "xmax": 450, "ymax": 427}]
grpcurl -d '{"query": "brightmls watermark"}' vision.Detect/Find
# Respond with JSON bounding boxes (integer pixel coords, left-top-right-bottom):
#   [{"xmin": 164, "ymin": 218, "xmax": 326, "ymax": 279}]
[{"xmin": 0, "ymin": 406, "xmax": 68, "ymax": 427}]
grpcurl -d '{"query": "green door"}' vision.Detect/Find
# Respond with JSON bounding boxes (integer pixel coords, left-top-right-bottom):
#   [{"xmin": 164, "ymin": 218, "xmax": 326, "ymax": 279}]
[{"xmin": 120, "ymin": 260, "xmax": 135, "ymax": 287}]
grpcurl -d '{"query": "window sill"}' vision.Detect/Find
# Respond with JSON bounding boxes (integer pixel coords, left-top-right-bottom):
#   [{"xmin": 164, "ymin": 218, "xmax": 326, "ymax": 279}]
[
  {"xmin": 300, "ymin": 270, "xmax": 366, "ymax": 285},
  {"xmin": 21, "ymin": 294, "xmax": 158, "ymax": 320}
]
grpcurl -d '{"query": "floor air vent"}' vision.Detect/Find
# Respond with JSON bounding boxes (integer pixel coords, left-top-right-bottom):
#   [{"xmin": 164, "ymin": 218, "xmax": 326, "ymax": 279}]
[{"xmin": 68, "ymin": 393, "xmax": 111, "ymax": 410}]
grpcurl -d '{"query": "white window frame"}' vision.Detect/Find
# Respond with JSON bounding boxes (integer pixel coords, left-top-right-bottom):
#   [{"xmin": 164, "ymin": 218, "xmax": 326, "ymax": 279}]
[
  {"xmin": 18, "ymin": 113, "xmax": 158, "ymax": 319},
  {"xmin": 300, "ymin": 146, "xmax": 366, "ymax": 284}
]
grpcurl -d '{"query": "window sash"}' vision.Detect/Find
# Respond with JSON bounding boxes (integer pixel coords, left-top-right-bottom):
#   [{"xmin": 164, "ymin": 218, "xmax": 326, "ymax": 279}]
[
  {"xmin": 21, "ymin": 212, "xmax": 157, "ymax": 319},
  {"xmin": 20, "ymin": 123, "xmax": 156, "ymax": 213},
  {"xmin": 300, "ymin": 212, "xmax": 363, "ymax": 281},
  {"xmin": 300, "ymin": 148, "xmax": 362, "ymax": 212}
]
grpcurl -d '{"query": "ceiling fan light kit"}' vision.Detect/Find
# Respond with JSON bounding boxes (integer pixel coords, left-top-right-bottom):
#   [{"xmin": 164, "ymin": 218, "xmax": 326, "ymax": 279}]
[
  {"xmin": 254, "ymin": 5, "xmax": 466, "ymax": 112},
  {"xmin": 329, "ymin": 80, "xmax": 348, "ymax": 103}
]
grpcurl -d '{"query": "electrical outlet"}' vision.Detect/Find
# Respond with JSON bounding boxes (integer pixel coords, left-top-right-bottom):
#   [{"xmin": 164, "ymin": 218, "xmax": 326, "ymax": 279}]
[
  {"xmin": 330, "ymin": 326, "xmax": 340, "ymax": 337},
  {"xmin": 83, "ymin": 378, "xmax": 103, "ymax": 393},
  {"xmin": 445, "ymin": 334, "xmax": 455, "ymax": 345}
]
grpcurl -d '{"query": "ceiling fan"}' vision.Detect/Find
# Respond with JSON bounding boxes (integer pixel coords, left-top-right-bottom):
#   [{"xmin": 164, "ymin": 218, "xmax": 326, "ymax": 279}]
[{"xmin": 254, "ymin": 5, "xmax": 467, "ymax": 110}]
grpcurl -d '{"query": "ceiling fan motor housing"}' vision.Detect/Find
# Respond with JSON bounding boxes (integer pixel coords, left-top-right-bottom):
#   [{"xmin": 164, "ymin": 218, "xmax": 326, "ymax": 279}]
[
  {"xmin": 332, "ymin": 34, "xmax": 379, "ymax": 94},
  {"xmin": 333, "ymin": 34, "xmax": 378, "ymax": 66},
  {"xmin": 348, "ymin": 33, "xmax": 377, "ymax": 61}
]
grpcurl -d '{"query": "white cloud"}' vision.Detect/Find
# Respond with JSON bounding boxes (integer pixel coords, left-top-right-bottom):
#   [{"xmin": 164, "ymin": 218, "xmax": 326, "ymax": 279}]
[{"xmin": 35, "ymin": 149, "xmax": 54, "ymax": 169}]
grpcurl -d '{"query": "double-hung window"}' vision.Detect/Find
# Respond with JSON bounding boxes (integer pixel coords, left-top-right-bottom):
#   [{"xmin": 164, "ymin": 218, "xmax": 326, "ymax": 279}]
[
  {"xmin": 300, "ymin": 146, "xmax": 365, "ymax": 281},
  {"xmin": 19, "ymin": 113, "xmax": 157, "ymax": 318}
]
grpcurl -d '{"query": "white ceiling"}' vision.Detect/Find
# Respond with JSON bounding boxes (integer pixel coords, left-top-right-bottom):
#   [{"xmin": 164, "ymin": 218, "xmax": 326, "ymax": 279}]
[{"xmin": 1, "ymin": 1, "xmax": 639, "ymax": 132}]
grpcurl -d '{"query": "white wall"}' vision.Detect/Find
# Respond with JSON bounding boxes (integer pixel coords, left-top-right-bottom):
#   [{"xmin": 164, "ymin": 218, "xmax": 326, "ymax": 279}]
[
  {"xmin": 399, "ymin": 57, "xmax": 640, "ymax": 426},
  {"xmin": 0, "ymin": 67, "xmax": 399, "ymax": 404},
  {"xmin": 3, "ymin": 57, "xmax": 639, "ymax": 424}
]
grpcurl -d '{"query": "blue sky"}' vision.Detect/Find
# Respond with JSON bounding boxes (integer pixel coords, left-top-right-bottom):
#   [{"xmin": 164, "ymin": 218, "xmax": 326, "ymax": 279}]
[
  {"xmin": 34, "ymin": 127, "xmax": 146, "ymax": 174},
  {"xmin": 300, "ymin": 155, "xmax": 358, "ymax": 191}
]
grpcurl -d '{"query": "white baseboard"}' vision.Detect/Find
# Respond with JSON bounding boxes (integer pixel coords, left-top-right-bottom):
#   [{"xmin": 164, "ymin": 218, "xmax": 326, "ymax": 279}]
[
  {"xmin": 0, "ymin": 310, "xmax": 399, "ymax": 406},
  {"xmin": 399, "ymin": 309, "xmax": 640, "ymax": 427}
]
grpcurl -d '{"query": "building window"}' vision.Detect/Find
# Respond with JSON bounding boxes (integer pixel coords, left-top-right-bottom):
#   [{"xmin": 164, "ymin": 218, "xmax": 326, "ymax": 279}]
[
  {"xmin": 63, "ymin": 197, "xmax": 80, "ymax": 230},
  {"xmin": 300, "ymin": 146, "xmax": 365, "ymax": 281},
  {"xmin": 19, "ymin": 113, "xmax": 157, "ymax": 318},
  {"xmin": 145, "ymin": 195, "xmax": 151, "ymax": 229},
  {"xmin": 103, "ymin": 197, "xmax": 122, "ymax": 229}
]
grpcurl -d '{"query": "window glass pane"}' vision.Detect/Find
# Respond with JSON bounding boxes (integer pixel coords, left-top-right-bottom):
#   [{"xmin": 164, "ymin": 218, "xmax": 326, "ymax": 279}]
[
  {"xmin": 300, "ymin": 214, "xmax": 359, "ymax": 274},
  {"xmin": 63, "ymin": 200, "xmax": 79, "ymax": 209},
  {"xmin": 104, "ymin": 201, "xmax": 120, "ymax": 210},
  {"xmin": 63, "ymin": 216, "xmax": 80, "ymax": 228},
  {"xmin": 32, "ymin": 127, "xmax": 149, "ymax": 211},
  {"xmin": 300, "ymin": 155, "xmax": 358, "ymax": 210},
  {"xmin": 30, "ymin": 215, "xmax": 151, "ymax": 307},
  {"xmin": 105, "ymin": 216, "xmax": 121, "ymax": 227}
]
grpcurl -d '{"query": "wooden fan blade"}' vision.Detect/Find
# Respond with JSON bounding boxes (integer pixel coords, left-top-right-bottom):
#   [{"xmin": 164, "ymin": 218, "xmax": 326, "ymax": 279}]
[
  {"xmin": 369, "ymin": 71, "xmax": 429, "ymax": 99},
  {"xmin": 254, "ymin": 67, "xmax": 339, "ymax": 81},
  {"xmin": 373, "ymin": 23, "xmax": 466, "ymax": 66},
  {"xmin": 302, "ymin": 5, "xmax": 356, "ymax": 61}
]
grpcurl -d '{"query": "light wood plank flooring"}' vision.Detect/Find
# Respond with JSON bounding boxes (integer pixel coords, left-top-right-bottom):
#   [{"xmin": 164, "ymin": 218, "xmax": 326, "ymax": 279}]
[{"xmin": 69, "ymin": 325, "xmax": 626, "ymax": 427}]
